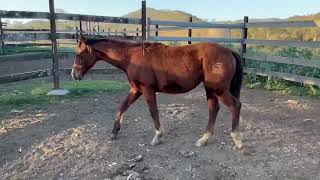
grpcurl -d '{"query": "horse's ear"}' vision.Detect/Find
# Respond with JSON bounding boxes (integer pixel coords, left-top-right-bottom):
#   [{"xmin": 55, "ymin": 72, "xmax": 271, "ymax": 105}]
[{"xmin": 80, "ymin": 33, "xmax": 86, "ymax": 42}]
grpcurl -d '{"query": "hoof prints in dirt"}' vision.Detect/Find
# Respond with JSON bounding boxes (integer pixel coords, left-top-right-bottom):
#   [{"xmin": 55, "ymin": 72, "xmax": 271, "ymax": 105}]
[
  {"xmin": 107, "ymin": 161, "xmax": 146, "ymax": 180},
  {"xmin": 160, "ymin": 103, "xmax": 190, "ymax": 119},
  {"xmin": 1, "ymin": 124, "xmax": 112, "ymax": 179},
  {"xmin": 1, "ymin": 86, "xmax": 320, "ymax": 179}
]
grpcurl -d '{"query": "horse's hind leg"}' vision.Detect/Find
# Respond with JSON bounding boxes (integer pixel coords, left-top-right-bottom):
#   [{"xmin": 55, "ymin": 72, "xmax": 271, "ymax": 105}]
[
  {"xmin": 140, "ymin": 86, "xmax": 163, "ymax": 146},
  {"xmin": 217, "ymin": 90, "xmax": 243, "ymax": 149},
  {"xmin": 112, "ymin": 87, "xmax": 141, "ymax": 139},
  {"xmin": 195, "ymin": 87, "xmax": 220, "ymax": 147}
]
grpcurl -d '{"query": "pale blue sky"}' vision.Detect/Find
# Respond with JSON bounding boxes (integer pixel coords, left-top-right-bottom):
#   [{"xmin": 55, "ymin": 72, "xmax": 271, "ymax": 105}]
[{"xmin": 0, "ymin": 0, "xmax": 319, "ymax": 21}]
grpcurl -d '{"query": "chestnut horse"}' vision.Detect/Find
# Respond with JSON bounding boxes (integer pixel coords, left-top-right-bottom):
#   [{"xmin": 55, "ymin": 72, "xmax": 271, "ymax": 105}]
[{"xmin": 72, "ymin": 35, "xmax": 244, "ymax": 149}]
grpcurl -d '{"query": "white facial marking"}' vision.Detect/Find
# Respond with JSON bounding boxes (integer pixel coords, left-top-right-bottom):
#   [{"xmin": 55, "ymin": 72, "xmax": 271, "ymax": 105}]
[{"xmin": 71, "ymin": 68, "xmax": 75, "ymax": 80}]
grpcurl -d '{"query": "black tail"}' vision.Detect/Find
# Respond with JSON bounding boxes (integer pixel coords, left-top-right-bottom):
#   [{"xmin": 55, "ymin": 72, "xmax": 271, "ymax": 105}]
[{"xmin": 230, "ymin": 51, "xmax": 243, "ymax": 99}]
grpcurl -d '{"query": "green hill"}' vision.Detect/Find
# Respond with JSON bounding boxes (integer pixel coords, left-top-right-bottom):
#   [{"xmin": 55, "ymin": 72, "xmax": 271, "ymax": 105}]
[
  {"xmin": 3, "ymin": 8, "xmax": 320, "ymax": 41},
  {"xmin": 124, "ymin": 8, "xmax": 203, "ymax": 22}
]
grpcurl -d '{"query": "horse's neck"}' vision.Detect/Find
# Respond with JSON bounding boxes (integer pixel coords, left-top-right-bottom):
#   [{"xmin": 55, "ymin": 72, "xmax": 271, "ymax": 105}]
[{"xmin": 93, "ymin": 43, "xmax": 128, "ymax": 71}]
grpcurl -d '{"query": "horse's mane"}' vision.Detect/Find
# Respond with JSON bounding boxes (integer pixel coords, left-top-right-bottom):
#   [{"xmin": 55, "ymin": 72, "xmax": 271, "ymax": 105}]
[{"xmin": 85, "ymin": 37, "xmax": 163, "ymax": 48}]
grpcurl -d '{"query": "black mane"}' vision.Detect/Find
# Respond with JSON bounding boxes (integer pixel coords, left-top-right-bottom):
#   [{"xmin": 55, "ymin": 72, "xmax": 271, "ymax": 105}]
[{"xmin": 84, "ymin": 37, "xmax": 162, "ymax": 47}]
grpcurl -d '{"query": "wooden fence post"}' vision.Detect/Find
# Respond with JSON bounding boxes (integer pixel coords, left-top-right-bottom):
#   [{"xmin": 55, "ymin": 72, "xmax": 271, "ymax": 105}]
[
  {"xmin": 188, "ymin": 16, "xmax": 192, "ymax": 44},
  {"xmin": 89, "ymin": 21, "xmax": 91, "ymax": 34},
  {"xmin": 141, "ymin": 0, "xmax": 147, "ymax": 41},
  {"xmin": 93, "ymin": 27, "xmax": 96, "ymax": 35},
  {"xmin": 0, "ymin": 18, "xmax": 5, "ymax": 55},
  {"xmin": 155, "ymin": 24, "xmax": 159, "ymax": 36},
  {"xmin": 79, "ymin": 21, "xmax": 82, "ymax": 33},
  {"xmin": 49, "ymin": 0, "xmax": 60, "ymax": 89},
  {"xmin": 241, "ymin": 16, "xmax": 248, "ymax": 66},
  {"xmin": 147, "ymin": 17, "xmax": 151, "ymax": 40},
  {"xmin": 75, "ymin": 27, "xmax": 79, "ymax": 42},
  {"xmin": 86, "ymin": 21, "xmax": 89, "ymax": 33},
  {"xmin": 97, "ymin": 22, "xmax": 100, "ymax": 35}
]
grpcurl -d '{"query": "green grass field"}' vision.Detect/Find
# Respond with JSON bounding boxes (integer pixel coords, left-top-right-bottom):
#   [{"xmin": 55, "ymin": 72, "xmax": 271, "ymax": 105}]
[
  {"xmin": 0, "ymin": 80, "xmax": 128, "ymax": 116},
  {"xmin": 244, "ymin": 75, "xmax": 320, "ymax": 98},
  {"xmin": 0, "ymin": 44, "xmax": 74, "ymax": 55}
]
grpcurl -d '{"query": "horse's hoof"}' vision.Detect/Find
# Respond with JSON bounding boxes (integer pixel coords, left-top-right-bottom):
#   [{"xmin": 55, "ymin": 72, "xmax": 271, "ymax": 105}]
[
  {"xmin": 195, "ymin": 138, "xmax": 208, "ymax": 147},
  {"xmin": 150, "ymin": 130, "xmax": 164, "ymax": 146},
  {"xmin": 232, "ymin": 143, "xmax": 244, "ymax": 151},
  {"xmin": 150, "ymin": 139, "xmax": 160, "ymax": 146},
  {"xmin": 150, "ymin": 136, "xmax": 163, "ymax": 146},
  {"xmin": 195, "ymin": 133, "xmax": 212, "ymax": 147},
  {"xmin": 233, "ymin": 144, "xmax": 245, "ymax": 151},
  {"xmin": 230, "ymin": 132, "xmax": 244, "ymax": 150},
  {"xmin": 150, "ymin": 134, "xmax": 164, "ymax": 146},
  {"xmin": 110, "ymin": 134, "xmax": 118, "ymax": 140}
]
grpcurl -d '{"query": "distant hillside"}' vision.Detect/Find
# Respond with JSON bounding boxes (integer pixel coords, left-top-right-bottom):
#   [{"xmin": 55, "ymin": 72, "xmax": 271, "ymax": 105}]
[
  {"xmin": 124, "ymin": 8, "xmax": 203, "ymax": 22},
  {"xmin": 96, "ymin": 8, "xmax": 228, "ymax": 39},
  {"xmin": 123, "ymin": 8, "xmax": 230, "ymax": 39},
  {"xmin": 4, "ymin": 8, "xmax": 320, "ymax": 42},
  {"xmin": 231, "ymin": 12, "xmax": 320, "ymax": 23},
  {"xmin": 244, "ymin": 13, "xmax": 320, "ymax": 42},
  {"xmin": 287, "ymin": 12, "xmax": 320, "ymax": 21}
]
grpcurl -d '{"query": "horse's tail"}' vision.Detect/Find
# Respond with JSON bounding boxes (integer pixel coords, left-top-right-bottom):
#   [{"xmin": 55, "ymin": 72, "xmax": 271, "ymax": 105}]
[{"xmin": 230, "ymin": 51, "xmax": 243, "ymax": 99}]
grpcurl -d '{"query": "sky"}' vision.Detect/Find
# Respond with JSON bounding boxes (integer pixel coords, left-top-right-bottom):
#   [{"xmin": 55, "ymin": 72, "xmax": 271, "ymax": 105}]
[{"xmin": 0, "ymin": 0, "xmax": 319, "ymax": 21}]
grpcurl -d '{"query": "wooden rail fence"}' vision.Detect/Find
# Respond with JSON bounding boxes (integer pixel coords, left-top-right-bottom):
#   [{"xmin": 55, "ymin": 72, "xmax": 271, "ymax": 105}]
[
  {"xmin": 0, "ymin": 0, "xmax": 320, "ymax": 88},
  {"xmin": 0, "ymin": 0, "xmax": 145, "ymax": 87}
]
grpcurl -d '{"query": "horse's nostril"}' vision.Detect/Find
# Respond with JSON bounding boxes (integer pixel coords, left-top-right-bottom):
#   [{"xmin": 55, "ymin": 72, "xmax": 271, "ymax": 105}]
[
  {"xmin": 72, "ymin": 73, "xmax": 78, "ymax": 81},
  {"xmin": 71, "ymin": 73, "xmax": 76, "ymax": 80}
]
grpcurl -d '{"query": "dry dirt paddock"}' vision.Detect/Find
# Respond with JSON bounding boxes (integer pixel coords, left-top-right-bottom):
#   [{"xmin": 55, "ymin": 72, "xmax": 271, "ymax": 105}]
[{"xmin": 0, "ymin": 74, "xmax": 320, "ymax": 180}]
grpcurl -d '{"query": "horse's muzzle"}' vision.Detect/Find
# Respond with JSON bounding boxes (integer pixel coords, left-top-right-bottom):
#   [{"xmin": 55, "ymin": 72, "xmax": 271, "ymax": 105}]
[{"xmin": 71, "ymin": 68, "xmax": 82, "ymax": 81}]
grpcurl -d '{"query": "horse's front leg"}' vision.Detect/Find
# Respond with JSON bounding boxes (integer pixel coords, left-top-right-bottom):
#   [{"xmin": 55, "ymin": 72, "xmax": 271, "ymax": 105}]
[
  {"xmin": 112, "ymin": 87, "xmax": 141, "ymax": 139},
  {"xmin": 140, "ymin": 86, "xmax": 163, "ymax": 146}
]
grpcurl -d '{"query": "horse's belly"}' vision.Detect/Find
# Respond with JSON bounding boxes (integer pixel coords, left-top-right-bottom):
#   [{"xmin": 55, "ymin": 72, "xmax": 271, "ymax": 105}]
[{"xmin": 159, "ymin": 80, "xmax": 201, "ymax": 94}]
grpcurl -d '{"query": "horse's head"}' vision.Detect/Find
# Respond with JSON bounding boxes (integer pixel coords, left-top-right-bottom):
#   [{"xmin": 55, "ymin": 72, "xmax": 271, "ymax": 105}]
[{"xmin": 71, "ymin": 34, "xmax": 97, "ymax": 80}]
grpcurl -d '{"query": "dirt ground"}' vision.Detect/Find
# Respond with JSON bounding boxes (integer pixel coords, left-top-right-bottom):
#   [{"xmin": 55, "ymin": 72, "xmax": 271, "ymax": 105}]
[{"xmin": 0, "ymin": 74, "xmax": 320, "ymax": 180}]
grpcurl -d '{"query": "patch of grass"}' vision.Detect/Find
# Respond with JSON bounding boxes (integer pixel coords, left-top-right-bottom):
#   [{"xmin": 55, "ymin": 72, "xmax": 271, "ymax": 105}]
[
  {"xmin": 0, "ymin": 80, "xmax": 128, "ymax": 116},
  {"xmin": 244, "ymin": 75, "xmax": 320, "ymax": 97},
  {"xmin": 0, "ymin": 45, "xmax": 74, "ymax": 55}
]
